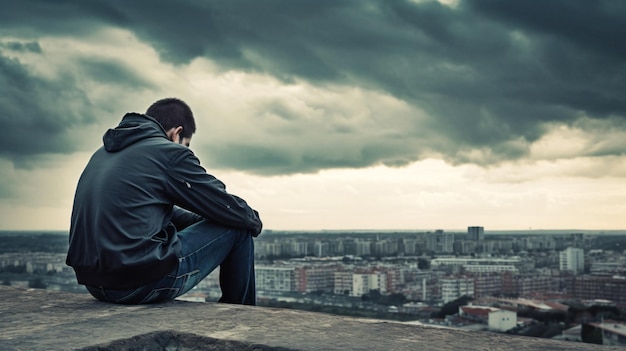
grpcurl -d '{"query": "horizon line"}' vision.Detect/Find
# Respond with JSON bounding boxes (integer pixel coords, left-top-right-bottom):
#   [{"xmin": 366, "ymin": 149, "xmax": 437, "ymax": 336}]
[{"xmin": 1, "ymin": 228, "xmax": 626, "ymax": 233}]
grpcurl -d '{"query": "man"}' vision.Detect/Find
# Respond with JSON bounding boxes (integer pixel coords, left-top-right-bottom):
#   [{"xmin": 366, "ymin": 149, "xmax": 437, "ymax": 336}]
[{"xmin": 66, "ymin": 98, "xmax": 262, "ymax": 305}]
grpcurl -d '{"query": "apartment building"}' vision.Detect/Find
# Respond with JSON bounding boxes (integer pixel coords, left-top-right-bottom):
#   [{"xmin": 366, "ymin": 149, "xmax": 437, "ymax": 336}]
[
  {"xmin": 431, "ymin": 257, "xmax": 521, "ymax": 273},
  {"xmin": 501, "ymin": 272, "xmax": 554, "ymax": 297},
  {"xmin": 353, "ymin": 273, "xmax": 387, "ymax": 296},
  {"xmin": 441, "ymin": 276, "xmax": 474, "ymax": 303},
  {"xmin": 560, "ymin": 247, "xmax": 585, "ymax": 275},
  {"xmin": 467, "ymin": 226, "xmax": 484, "ymax": 241},
  {"xmin": 294, "ymin": 265, "xmax": 337, "ymax": 293},
  {"xmin": 568, "ymin": 275, "xmax": 626, "ymax": 304},
  {"xmin": 426, "ymin": 230, "xmax": 454, "ymax": 254},
  {"xmin": 355, "ymin": 240, "xmax": 371, "ymax": 256},
  {"xmin": 333, "ymin": 271, "xmax": 388, "ymax": 297},
  {"xmin": 473, "ymin": 273, "xmax": 502, "ymax": 298},
  {"xmin": 256, "ymin": 266, "xmax": 295, "ymax": 292},
  {"xmin": 313, "ymin": 241, "xmax": 330, "ymax": 257}
]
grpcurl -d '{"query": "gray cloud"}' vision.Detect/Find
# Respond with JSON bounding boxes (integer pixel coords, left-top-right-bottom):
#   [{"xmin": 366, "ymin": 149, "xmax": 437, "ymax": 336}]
[
  {"xmin": 0, "ymin": 47, "xmax": 155, "ymax": 165},
  {"xmin": 112, "ymin": 1, "xmax": 626, "ymax": 163},
  {"xmin": 1, "ymin": 0, "xmax": 625, "ymax": 175},
  {"xmin": 0, "ymin": 52, "xmax": 88, "ymax": 159},
  {"xmin": 1, "ymin": 41, "xmax": 42, "ymax": 53},
  {"xmin": 75, "ymin": 56, "xmax": 155, "ymax": 88}
]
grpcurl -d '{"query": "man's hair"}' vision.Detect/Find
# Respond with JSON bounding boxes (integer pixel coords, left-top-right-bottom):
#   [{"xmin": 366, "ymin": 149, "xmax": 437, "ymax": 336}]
[{"xmin": 146, "ymin": 98, "xmax": 196, "ymax": 138}]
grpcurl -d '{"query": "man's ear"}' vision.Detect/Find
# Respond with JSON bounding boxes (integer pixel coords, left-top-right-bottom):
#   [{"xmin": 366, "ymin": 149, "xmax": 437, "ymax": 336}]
[{"xmin": 166, "ymin": 126, "xmax": 184, "ymax": 142}]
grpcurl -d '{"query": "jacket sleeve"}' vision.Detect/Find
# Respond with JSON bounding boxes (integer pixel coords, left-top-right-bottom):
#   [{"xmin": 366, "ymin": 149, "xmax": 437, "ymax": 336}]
[
  {"xmin": 166, "ymin": 148, "xmax": 263, "ymax": 236},
  {"xmin": 171, "ymin": 206, "xmax": 204, "ymax": 230}
]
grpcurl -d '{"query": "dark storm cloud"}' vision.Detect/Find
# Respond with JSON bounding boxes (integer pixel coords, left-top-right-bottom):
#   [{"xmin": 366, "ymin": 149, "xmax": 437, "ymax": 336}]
[
  {"xmin": 0, "ymin": 1, "xmax": 127, "ymax": 37},
  {"xmin": 108, "ymin": 0, "xmax": 626, "ymax": 169},
  {"xmin": 466, "ymin": 0, "xmax": 626, "ymax": 59},
  {"xmin": 0, "ymin": 48, "xmax": 153, "ymax": 164},
  {"xmin": 1, "ymin": 0, "xmax": 625, "ymax": 174},
  {"xmin": 0, "ymin": 53, "xmax": 89, "ymax": 158}
]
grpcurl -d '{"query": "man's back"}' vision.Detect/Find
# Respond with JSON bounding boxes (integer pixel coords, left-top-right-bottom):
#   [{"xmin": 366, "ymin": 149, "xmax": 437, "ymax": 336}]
[{"xmin": 67, "ymin": 113, "xmax": 184, "ymax": 289}]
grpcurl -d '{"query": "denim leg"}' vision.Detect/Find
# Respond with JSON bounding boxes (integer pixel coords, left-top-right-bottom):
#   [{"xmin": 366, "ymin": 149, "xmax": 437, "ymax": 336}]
[
  {"xmin": 175, "ymin": 220, "xmax": 256, "ymax": 305},
  {"xmin": 86, "ymin": 220, "xmax": 255, "ymax": 305},
  {"xmin": 86, "ymin": 274, "xmax": 179, "ymax": 305},
  {"xmin": 217, "ymin": 231, "xmax": 256, "ymax": 305}
]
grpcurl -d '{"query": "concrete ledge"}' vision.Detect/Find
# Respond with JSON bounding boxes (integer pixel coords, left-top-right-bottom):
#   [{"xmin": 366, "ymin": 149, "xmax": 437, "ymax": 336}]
[{"xmin": 0, "ymin": 286, "xmax": 621, "ymax": 351}]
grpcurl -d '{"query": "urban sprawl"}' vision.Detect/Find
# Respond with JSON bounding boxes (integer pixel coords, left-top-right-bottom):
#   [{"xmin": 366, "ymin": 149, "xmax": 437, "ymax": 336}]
[{"xmin": 2, "ymin": 228, "xmax": 626, "ymax": 346}]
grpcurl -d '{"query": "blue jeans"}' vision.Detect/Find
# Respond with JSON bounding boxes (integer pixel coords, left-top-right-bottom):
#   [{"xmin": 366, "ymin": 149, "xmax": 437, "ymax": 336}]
[{"xmin": 86, "ymin": 220, "xmax": 256, "ymax": 305}]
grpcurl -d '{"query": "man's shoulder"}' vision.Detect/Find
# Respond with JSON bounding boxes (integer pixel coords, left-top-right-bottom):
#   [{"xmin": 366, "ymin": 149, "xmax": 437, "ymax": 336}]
[
  {"xmin": 139, "ymin": 137, "xmax": 196, "ymax": 162},
  {"xmin": 134, "ymin": 136, "xmax": 187, "ymax": 152}
]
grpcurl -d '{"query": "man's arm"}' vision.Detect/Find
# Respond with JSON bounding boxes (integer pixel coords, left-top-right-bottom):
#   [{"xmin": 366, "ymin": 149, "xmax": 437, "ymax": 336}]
[
  {"xmin": 166, "ymin": 149, "xmax": 263, "ymax": 236},
  {"xmin": 171, "ymin": 206, "xmax": 204, "ymax": 230}
]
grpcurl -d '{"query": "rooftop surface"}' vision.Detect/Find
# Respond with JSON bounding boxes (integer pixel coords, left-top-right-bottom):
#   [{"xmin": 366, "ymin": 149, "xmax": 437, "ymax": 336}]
[{"xmin": 0, "ymin": 286, "xmax": 622, "ymax": 351}]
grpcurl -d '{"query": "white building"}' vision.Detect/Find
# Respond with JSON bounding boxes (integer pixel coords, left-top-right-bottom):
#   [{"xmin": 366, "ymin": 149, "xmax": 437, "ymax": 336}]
[
  {"xmin": 560, "ymin": 247, "xmax": 584, "ymax": 275},
  {"xmin": 352, "ymin": 273, "xmax": 387, "ymax": 296},
  {"xmin": 431, "ymin": 257, "xmax": 521, "ymax": 273},
  {"xmin": 289, "ymin": 241, "xmax": 308, "ymax": 256},
  {"xmin": 459, "ymin": 305, "xmax": 517, "ymax": 332},
  {"xmin": 488, "ymin": 309, "xmax": 517, "ymax": 332},
  {"xmin": 334, "ymin": 272, "xmax": 387, "ymax": 297},
  {"xmin": 314, "ymin": 241, "xmax": 330, "ymax": 257},
  {"xmin": 355, "ymin": 240, "xmax": 371, "ymax": 256},
  {"xmin": 256, "ymin": 266, "xmax": 295, "ymax": 292},
  {"xmin": 441, "ymin": 277, "xmax": 474, "ymax": 303}
]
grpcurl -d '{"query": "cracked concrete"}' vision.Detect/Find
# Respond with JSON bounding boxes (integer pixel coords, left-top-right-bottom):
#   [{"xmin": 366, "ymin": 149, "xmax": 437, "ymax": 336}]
[{"xmin": 0, "ymin": 286, "xmax": 621, "ymax": 351}]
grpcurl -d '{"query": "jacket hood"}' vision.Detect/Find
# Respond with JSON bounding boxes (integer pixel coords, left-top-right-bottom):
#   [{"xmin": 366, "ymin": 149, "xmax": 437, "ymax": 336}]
[{"xmin": 103, "ymin": 113, "xmax": 168, "ymax": 152}]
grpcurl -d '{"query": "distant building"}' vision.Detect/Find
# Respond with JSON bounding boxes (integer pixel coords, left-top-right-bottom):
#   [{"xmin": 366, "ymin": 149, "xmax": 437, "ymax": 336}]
[
  {"xmin": 333, "ymin": 271, "xmax": 387, "ymax": 297},
  {"xmin": 401, "ymin": 238, "xmax": 418, "ymax": 255},
  {"xmin": 568, "ymin": 275, "xmax": 626, "ymax": 304},
  {"xmin": 501, "ymin": 272, "xmax": 555, "ymax": 297},
  {"xmin": 441, "ymin": 276, "xmax": 474, "ymax": 303},
  {"xmin": 584, "ymin": 320, "xmax": 626, "ymax": 347},
  {"xmin": 355, "ymin": 240, "xmax": 371, "ymax": 256},
  {"xmin": 467, "ymin": 226, "xmax": 484, "ymax": 241},
  {"xmin": 314, "ymin": 241, "xmax": 330, "ymax": 257},
  {"xmin": 473, "ymin": 273, "xmax": 502, "ymax": 298},
  {"xmin": 458, "ymin": 305, "xmax": 517, "ymax": 332},
  {"xmin": 426, "ymin": 230, "xmax": 454, "ymax": 254},
  {"xmin": 333, "ymin": 271, "xmax": 353, "ymax": 295},
  {"xmin": 431, "ymin": 257, "xmax": 521, "ymax": 273},
  {"xmin": 295, "ymin": 265, "xmax": 337, "ymax": 293},
  {"xmin": 514, "ymin": 236, "xmax": 558, "ymax": 251},
  {"xmin": 560, "ymin": 247, "xmax": 584, "ymax": 275},
  {"xmin": 256, "ymin": 266, "xmax": 295, "ymax": 292},
  {"xmin": 353, "ymin": 273, "xmax": 387, "ymax": 296},
  {"xmin": 288, "ymin": 241, "xmax": 308, "ymax": 256},
  {"xmin": 570, "ymin": 233, "xmax": 584, "ymax": 248},
  {"xmin": 372, "ymin": 240, "xmax": 397, "ymax": 257},
  {"xmin": 590, "ymin": 262, "xmax": 626, "ymax": 276},
  {"xmin": 488, "ymin": 309, "xmax": 517, "ymax": 332}
]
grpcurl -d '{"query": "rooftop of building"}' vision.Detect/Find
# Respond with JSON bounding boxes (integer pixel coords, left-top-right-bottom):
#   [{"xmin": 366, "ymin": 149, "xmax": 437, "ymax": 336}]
[
  {"xmin": 460, "ymin": 305, "xmax": 499, "ymax": 317},
  {"xmin": 1, "ymin": 285, "xmax": 623, "ymax": 351},
  {"xmin": 589, "ymin": 320, "xmax": 626, "ymax": 338}
]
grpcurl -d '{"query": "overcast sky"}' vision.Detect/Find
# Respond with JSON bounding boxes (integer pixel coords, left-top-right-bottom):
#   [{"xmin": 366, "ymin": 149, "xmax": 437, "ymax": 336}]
[{"xmin": 1, "ymin": 0, "xmax": 625, "ymax": 232}]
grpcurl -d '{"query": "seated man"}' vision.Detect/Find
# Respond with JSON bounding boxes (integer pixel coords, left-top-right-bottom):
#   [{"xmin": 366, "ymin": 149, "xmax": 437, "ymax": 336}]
[{"xmin": 66, "ymin": 98, "xmax": 262, "ymax": 305}]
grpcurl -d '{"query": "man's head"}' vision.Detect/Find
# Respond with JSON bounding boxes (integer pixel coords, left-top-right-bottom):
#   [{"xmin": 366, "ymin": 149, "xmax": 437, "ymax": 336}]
[{"xmin": 146, "ymin": 98, "xmax": 196, "ymax": 146}]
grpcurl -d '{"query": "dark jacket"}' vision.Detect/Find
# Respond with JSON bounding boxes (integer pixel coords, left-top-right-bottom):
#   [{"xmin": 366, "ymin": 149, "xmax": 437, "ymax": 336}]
[{"xmin": 66, "ymin": 113, "xmax": 262, "ymax": 289}]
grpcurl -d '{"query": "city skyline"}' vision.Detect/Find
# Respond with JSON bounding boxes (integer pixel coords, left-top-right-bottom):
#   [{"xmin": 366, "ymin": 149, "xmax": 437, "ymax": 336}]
[{"xmin": 1, "ymin": 1, "xmax": 625, "ymax": 231}]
